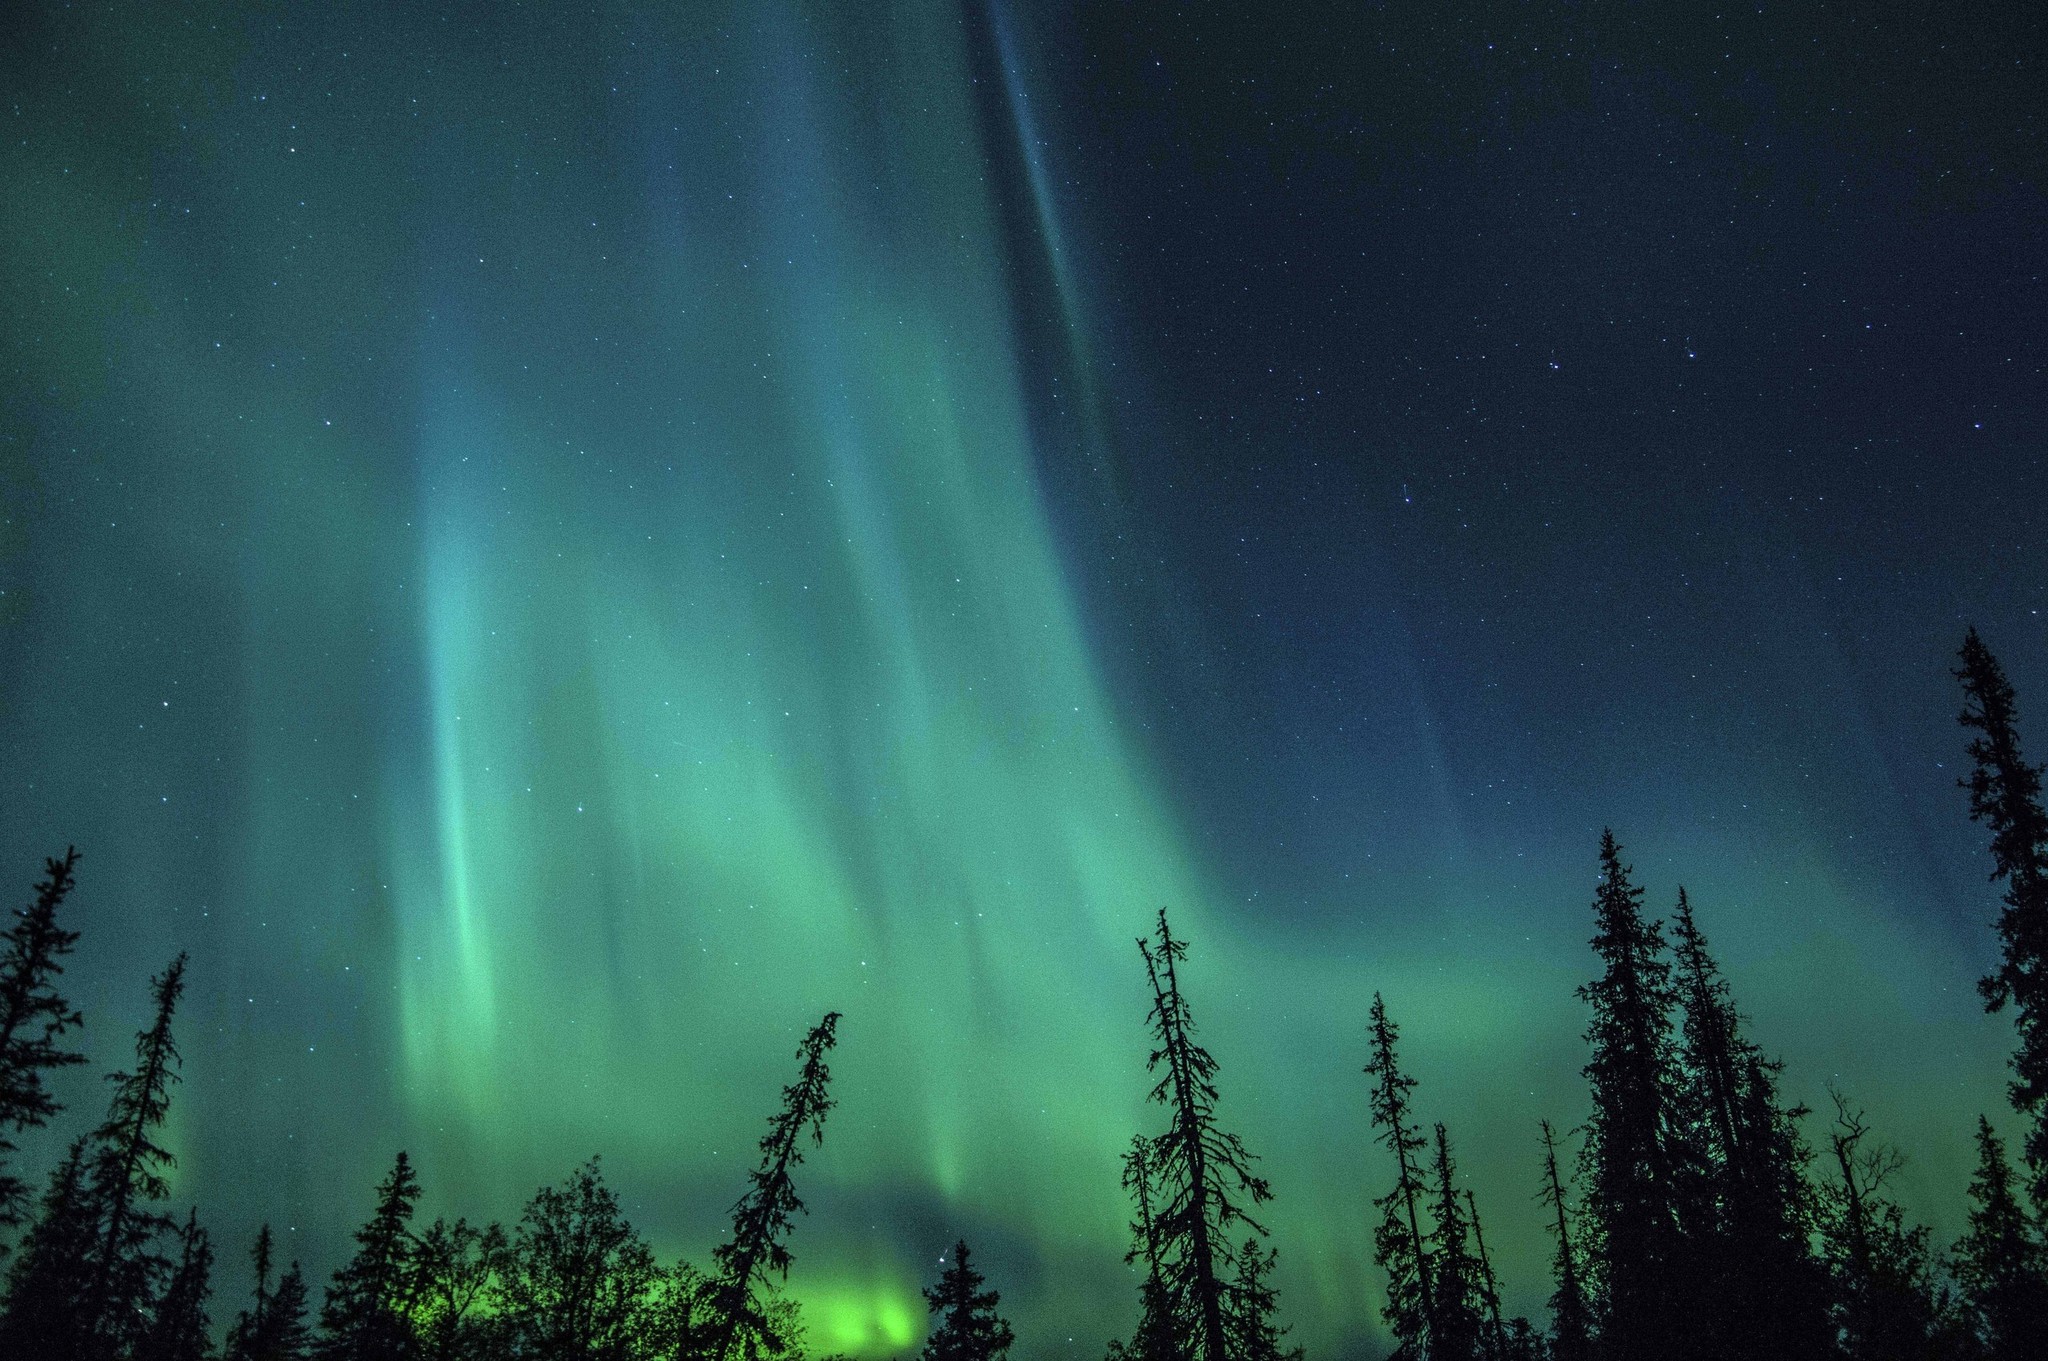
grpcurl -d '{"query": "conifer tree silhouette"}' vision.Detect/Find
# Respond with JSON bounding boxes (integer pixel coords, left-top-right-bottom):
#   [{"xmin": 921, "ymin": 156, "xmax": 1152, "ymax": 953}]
[
  {"xmin": 1956, "ymin": 627, "xmax": 2048, "ymax": 1208},
  {"xmin": 1223, "ymin": 1237, "xmax": 1299, "ymax": 1361},
  {"xmin": 1669, "ymin": 888, "xmax": 1740, "ymax": 1258},
  {"xmin": 1669, "ymin": 888, "xmax": 1831, "ymax": 1360},
  {"xmin": 1125, "ymin": 1138, "xmax": 1163, "ymax": 1282},
  {"xmin": 0, "ymin": 1137, "xmax": 97, "ymax": 1358},
  {"xmin": 920, "ymin": 1239, "xmax": 1015, "ymax": 1361},
  {"xmin": 1951, "ymin": 1115, "xmax": 2048, "ymax": 1361},
  {"xmin": 1422, "ymin": 1126, "xmax": 1482, "ymax": 1361},
  {"xmin": 1575, "ymin": 832, "xmax": 1685, "ymax": 1360},
  {"xmin": 84, "ymin": 951, "xmax": 188, "ymax": 1359},
  {"xmin": 136, "ymin": 1207, "xmax": 214, "ymax": 1361},
  {"xmin": 1462, "ymin": 1190, "xmax": 1507, "ymax": 1361},
  {"xmin": 250, "ymin": 1264, "xmax": 313, "ymax": 1361},
  {"xmin": 0, "ymin": 846, "xmax": 86, "ymax": 1237},
  {"xmin": 703, "ymin": 1011, "xmax": 841, "ymax": 1361},
  {"xmin": 1108, "ymin": 1136, "xmax": 1174, "ymax": 1361},
  {"xmin": 1136, "ymin": 908, "xmax": 1273, "ymax": 1361},
  {"xmin": 224, "ymin": 1224, "xmax": 277, "ymax": 1361},
  {"xmin": 317, "ymin": 1151, "xmax": 422, "ymax": 1361},
  {"xmin": 1535, "ymin": 1122, "xmax": 1591, "ymax": 1361},
  {"xmin": 1363, "ymin": 993, "xmax": 1435, "ymax": 1360}
]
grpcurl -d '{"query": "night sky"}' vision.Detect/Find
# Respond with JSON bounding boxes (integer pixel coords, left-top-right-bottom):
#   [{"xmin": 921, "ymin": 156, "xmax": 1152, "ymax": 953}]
[{"xmin": 2, "ymin": 2, "xmax": 2044, "ymax": 1358}]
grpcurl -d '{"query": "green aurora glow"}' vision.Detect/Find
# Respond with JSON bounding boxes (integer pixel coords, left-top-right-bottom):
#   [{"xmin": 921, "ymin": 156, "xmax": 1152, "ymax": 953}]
[{"xmin": 0, "ymin": 3, "xmax": 2034, "ymax": 1358}]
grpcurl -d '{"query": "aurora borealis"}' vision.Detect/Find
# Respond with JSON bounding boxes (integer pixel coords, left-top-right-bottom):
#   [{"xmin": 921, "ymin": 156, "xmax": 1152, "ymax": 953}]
[{"xmin": 2, "ymin": 2, "xmax": 2045, "ymax": 1358}]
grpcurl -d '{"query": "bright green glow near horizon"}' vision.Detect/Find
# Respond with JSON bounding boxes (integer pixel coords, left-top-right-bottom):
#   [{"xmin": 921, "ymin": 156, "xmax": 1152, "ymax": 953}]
[
  {"xmin": 373, "ymin": 8, "xmax": 1554, "ymax": 1346},
  {"xmin": 389, "ymin": 0, "xmax": 1219, "ymax": 1339},
  {"xmin": 227, "ymin": 6, "xmax": 2031, "ymax": 1353},
  {"xmin": 0, "ymin": 4, "xmax": 2025, "ymax": 1360},
  {"xmin": 806, "ymin": 1278, "xmax": 922, "ymax": 1357}
]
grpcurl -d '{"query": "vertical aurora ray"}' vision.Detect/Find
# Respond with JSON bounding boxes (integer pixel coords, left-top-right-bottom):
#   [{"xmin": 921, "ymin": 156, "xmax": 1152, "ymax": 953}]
[
  {"xmin": 0, "ymin": 3, "xmax": 2030, "ymax": 1359},
  {"xmin": 294, "ymin": 7, "xmax": 2019, "ymax": 1351},
  {"xmin": 381, "ymin": 2, "xmax": 1231, "ymax": 1345},
  {"xmin": 986, "ymin": 0, "xmax": 1087, "ymax": 355}
]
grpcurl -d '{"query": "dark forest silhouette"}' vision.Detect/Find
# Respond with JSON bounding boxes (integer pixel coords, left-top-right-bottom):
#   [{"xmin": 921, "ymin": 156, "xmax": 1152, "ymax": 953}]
[{"xmin": 1, "ymin": 633, "xmax": 2046, "ymax": 1360}]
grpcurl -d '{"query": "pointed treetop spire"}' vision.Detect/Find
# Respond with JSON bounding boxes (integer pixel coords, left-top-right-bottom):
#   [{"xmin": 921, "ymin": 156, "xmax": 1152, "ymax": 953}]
[{"xmin": 1955, "ymin": 627, "xmax": 2048, "ymax": 1206}]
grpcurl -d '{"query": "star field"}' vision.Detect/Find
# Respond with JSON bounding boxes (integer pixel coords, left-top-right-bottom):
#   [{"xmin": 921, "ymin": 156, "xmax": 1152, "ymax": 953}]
[{"xmin": 1, "ymin": 3, "xmax": 2044, "ymax": 1359}]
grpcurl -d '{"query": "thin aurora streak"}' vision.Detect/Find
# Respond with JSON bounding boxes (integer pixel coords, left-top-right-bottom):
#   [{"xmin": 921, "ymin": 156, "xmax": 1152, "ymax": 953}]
[{"xmin": 2, "ymin": 1, "xmax": 2044, "ymax": 1358}]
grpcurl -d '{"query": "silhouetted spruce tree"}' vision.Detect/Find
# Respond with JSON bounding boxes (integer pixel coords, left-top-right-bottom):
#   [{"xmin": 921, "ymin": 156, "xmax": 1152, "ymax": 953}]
[
  {"xmin": 1363, "ymin": 993, "xmax": 1435, "ymax": 1360},
  {"xmin": 1108, "ymin": 1136, "xmax": 1175, "ymax": 1361},
  {"xmin": 703, "ymin": 1011, "xmax": 841, "ymax": 1361},
  {"xmin": 1136, "ymin": 909, "xmax": 1275, "ymax": 1361},
  {"xmin": 1463, "ymin": 1191, "xmax": 1507, "ymax": 1361},
  {"xmin": 920, "ymin": 1240, "xmax": 1014, "ymax": 1361},
  {"xmin": 1669, "ymin": 889, "xmax": 1833, "ymax": 1360},
  {"xmin": 406, "ymin": 1217, "xmax": 505, "ymax": 1361},
  {"xmin": 85, "ymin": 951, "xmax": 190, "ymax": 1359},
  {"xmin": 136, "ymin": 1207, "xmax": 215, "ymax": 1361},
  {"xmin": 1575, "ymin": 831, "xmax": 1686, "ymax": 1361},
  {"xmin": 0, "ymin": 1137, "xmax": 97, "ymax": 1358},
  {"xmin": 1665, "ymin": 887, "xmax": 1737, "ymax": 1297},
  {"xmin": 316, "ymin": 1151, "xmax": 423, "ymax": 1361},
  {"xmin": 0, "ymin": 846, "xmax": 86, "ymax": 1237},
  {"xmin": 1956, "ymin": 628, "xmax": 2048, "ymax": 1208},
  {"xmin": 230, "ymin": 1257, "xmax": 312, "ymax": 1361},
  {"xmin": 1223, "ymin": 1238, "xmax": 1299, "ymax": 1361},
  {"xmin": 1536, "ymin": 1121, "xmax": 1591, "ymax": 1361},
  {"xmin": 1670, "ymin": 890, "xmax": 1743, "ymax": 1182},
  {"xmin": 224, "ymin": 1225, "xmax": 277, "ymax": 1361},
  {"xmin": 1423, "ymin": 1126, "xmax": 1483, "ymax": 1361},
  {"xmin": 496, "ymin": 1158, "xmax": 658, "ymax": 1361},
  {"xmin": 1951, "ymin": 1115, "xmax": 2048, "ymax": 1361},
  {"xmin": 266, "ymin": 1266, "xmax": 315, "ymax": 1361},
  {"xmin": 1818, "ymin": 1093, "xmax": 1969, "ymax": 1361}
]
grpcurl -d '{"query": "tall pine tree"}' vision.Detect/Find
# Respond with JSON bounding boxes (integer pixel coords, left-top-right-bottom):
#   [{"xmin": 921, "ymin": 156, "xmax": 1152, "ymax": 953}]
[
  {"xmin": 234, "ymin": 1262, "xmax": 313, "ymax": 1361},
  {"xmin": 1956, "ymin": 627, "xmax": 2048, "ymax": 1208},
  {"xmin": 317, "ymin": 1151, "xmax": 422, "ymax": 1361},
  {"xmin": 0, "ymin": 846, "xmax": 86, "ymax": 1237},
  {"xmin": 1136, "ymin": 909, "xmax": 1274, "ymax": 1361},
  {"xmin": 1575, "ymin": 831, "xmax": 1687, "ymax": 1361},
  {"xmin": 1223, "ymin": 1238, "xmax": 1299, "ymax": 1361},
  {"xmin": 136, "ymin": 1207, "xmax": 214, "ymax": 1361},
  {"xmin": 703, "ymin": 1011, "xmax": 841, "ymax": 1361},
  {"xmin": 224, "ymin": 1225, "xmax": 277, "ymax": 1361},
  {"xmin": 1669, "ymin": 888, "xmax": 1832, "ymax": 1360},
  {"xmin": 1462, "ymin": 1191, "xmax": 1508, "ymax": 1361},
  {"xmin": 0, "ymin": 1138, "xmax": 97, "ymax": 1358},
  {"xmin": 1951, "ymin": 1115, "xmax": 2048, "ymax": 1361},
  {"xmin": 1422, "ymin": 1126, "xmax": 1482, "ymax": 1361},
  {"xmin": 1536, "ymin": 1121, "xmax": 1591, "ymax": 1361},
  {"xmin": 1108, "ymin": 1136, "xmax": 1174, "ymax": 1361},
  {"xmin": 1363, "ymin": 993, "xmax": 1435, "ymax": 1360},
  {"xmin": 920, "ymin": 1240, "xmax": 1014, "ymax": 1361},
  {"xmin": 85, "ymin": 951, "xmax": 189, "ymax": 1360},
  {"xmin": 227, "ymin": 1224, "xmax": 315, "ymax": 1361},
  {"xmin": 272, "ymin": 1266, "xmax": 314, "ymax": 1361}
]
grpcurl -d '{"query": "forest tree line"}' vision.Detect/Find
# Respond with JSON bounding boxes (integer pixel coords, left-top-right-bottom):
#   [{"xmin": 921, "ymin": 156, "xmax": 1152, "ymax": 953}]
[{"xmin": 0, "ymin": 631, "xmax": 2045, "ymax": 1361}]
